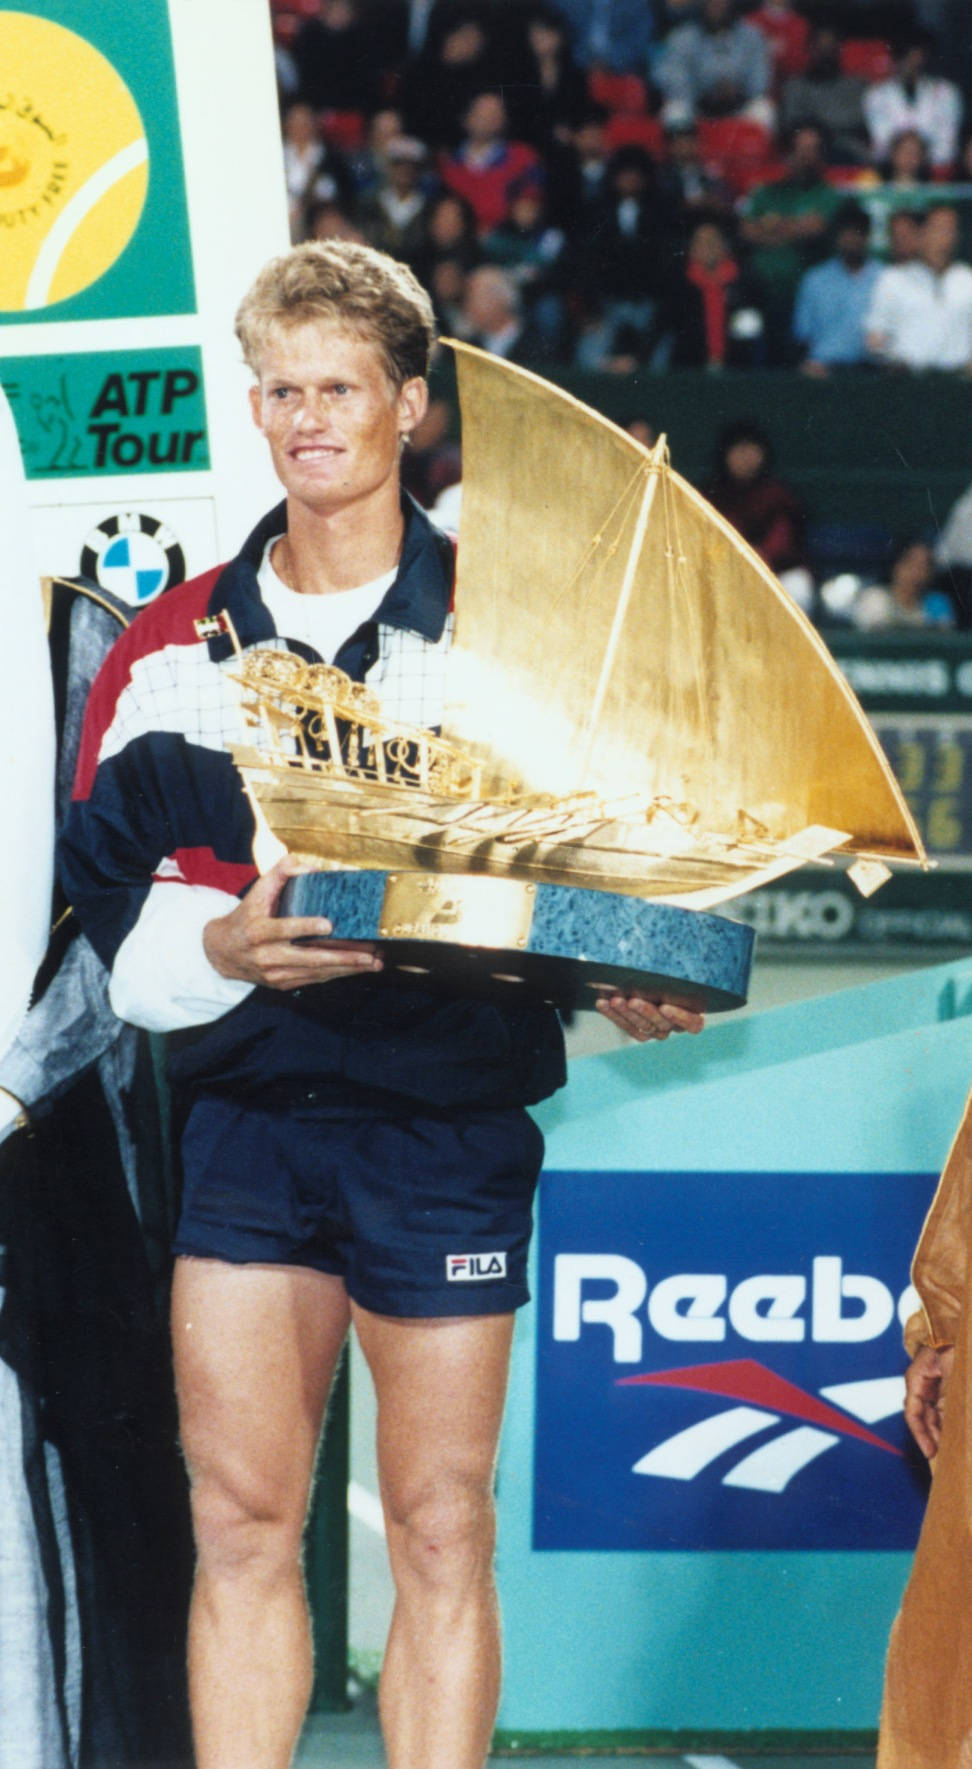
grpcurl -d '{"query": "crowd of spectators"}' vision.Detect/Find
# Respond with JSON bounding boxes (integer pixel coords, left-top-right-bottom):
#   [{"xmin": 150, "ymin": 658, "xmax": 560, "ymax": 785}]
[
  {"xmin": 271, "ymin": 0, "xmax": 972, "ymax": 627},
  {"xmin": 273, "ymin": 0, "xmax": 972, "ymax": 374}
]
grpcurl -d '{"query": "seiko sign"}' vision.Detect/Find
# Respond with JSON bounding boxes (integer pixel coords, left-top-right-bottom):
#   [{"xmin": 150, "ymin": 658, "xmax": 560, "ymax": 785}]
[{"xmin": 534, "ymin": 1169, "xmax": 934, "ymax": 1553}]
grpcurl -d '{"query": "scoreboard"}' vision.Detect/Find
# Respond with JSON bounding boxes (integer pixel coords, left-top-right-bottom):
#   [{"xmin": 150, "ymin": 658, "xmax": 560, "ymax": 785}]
[{"xmin": 735, "ymin": 634, "xmax": 972, "ymax": 958}]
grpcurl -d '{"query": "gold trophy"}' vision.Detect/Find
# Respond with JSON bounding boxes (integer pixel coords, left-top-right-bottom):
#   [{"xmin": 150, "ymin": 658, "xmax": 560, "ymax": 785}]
[{"xmin": 222, "ymin": 346, "xmax": 925, "ymax": 1011}]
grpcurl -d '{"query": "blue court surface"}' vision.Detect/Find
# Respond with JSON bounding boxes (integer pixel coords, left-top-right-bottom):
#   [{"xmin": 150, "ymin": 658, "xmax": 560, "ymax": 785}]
[{"xmin": 296, "ymin": 1695, "xmax": 877, "ymax": 1767}]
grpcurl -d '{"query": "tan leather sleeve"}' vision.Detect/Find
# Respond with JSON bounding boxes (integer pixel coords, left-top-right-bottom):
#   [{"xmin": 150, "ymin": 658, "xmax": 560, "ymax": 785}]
[{"xmin": 906, "ymin": 1084, "xmax": 972, "ymax": 1353}]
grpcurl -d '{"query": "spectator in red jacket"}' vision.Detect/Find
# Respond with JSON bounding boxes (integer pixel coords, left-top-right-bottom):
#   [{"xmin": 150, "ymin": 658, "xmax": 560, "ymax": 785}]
[
  {"xmin": 438, "ymin": 90, "xmax": 543, "ymax": 233},
  {"xmin": 662, "ymin": 218, "xmax": 768, "ymax": 367}
]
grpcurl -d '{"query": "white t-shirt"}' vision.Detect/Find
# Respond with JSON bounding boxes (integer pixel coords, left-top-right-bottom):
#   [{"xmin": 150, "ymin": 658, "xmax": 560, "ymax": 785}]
[{"xmin": 259, "ymin": 537, "xmax": 396, "ymax": 661}]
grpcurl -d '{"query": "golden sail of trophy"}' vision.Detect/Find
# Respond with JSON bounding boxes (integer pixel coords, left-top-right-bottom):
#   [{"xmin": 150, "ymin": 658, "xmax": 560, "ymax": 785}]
[{"xmin": 226, "ymin": 342, "xmax": 925, "ymax": 913}]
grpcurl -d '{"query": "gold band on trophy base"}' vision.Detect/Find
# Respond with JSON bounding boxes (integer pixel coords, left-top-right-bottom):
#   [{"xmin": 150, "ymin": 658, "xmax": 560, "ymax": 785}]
[{"xmin": 378, "ymin": 872, "xmax": 536, "ymax": 949}]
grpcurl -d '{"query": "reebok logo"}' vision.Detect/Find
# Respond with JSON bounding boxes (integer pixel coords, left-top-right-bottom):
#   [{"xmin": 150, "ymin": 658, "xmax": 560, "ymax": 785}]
[{"xmin": 447, "ymin": 1252, "xmax": 507, "ymax": 1282}]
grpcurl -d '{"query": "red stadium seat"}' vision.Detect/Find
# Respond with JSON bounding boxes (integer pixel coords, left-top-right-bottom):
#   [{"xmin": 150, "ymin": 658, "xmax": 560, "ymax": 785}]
[
  {"xmin": 697, "ymin": 117, "xmax": 772, "ymax": 161},
  {"xmin": 840, "ymin": 38, "xmax": 894, "ymax": 82},
  {"xmin": 604, "ymin": 114, "xmax": 666, "ymax": 156},
  {"xmin": 588, "ymin": 70, "xmax": 648, "ymax": 115},
  {"xmin": 697, "ymin": 117, "xmax": 775, "ymax": 193},
  {"xmin": 319, "ymin": 109, "xmax": 367, "ymax": 150}
]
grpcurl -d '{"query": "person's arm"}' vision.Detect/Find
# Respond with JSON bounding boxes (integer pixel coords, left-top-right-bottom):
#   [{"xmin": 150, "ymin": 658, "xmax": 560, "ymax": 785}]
[
  {"xmin": 109, "ymin": 879, "xmax": 257, "ymax": 1030},
  {"xmin": 109, "ymin": 858, "xmax": 383, "ymax": 1032},
  {"xmin": 740, "ymin": 188, "xmax": 785, "ymax": 248},
  {"xmin": 59, "ymin": 610, "xmax": 382, "ymax": 1033}
]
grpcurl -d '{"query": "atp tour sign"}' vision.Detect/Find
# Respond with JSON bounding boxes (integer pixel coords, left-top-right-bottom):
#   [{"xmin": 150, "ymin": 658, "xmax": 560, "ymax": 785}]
[
  {"xmin": 0, "ymin": 0, "xmax": 287, "ymax": 598},
  {"xmin": 534, "ymin": 1169, "xmax": 934, "ymax": 1553}
]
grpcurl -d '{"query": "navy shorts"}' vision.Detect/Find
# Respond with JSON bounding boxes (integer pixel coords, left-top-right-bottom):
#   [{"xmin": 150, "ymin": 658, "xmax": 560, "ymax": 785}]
[{"xmin": 173, "ymin": 1094, "xmax": 545, "ymax": 1317}]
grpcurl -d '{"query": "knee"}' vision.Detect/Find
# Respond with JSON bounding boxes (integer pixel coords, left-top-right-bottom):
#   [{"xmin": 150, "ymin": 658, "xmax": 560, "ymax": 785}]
[
  {"xmin": 189, "ymin": 1469, "xmax": 303, "ymax": 1590},
  {"xmin": 386, "ymin": 1477, "xmax": 497, "ymax": 1597}
]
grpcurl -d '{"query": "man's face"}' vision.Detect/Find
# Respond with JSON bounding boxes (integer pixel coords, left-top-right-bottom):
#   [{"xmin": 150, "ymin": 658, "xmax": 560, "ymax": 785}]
[
  {"xmin": 703, "ymin": 0, "xmax": 733, "ymax": 28},
  {"xmin": 670, "ymin": 127, "xmax": 700, "ymax": 163},
  {"xmin": 808, "ymin": 29, "xmax": 839, "ymax": 77},
  {"xmin": 923, "ymin": 207, "xmax": 958, "ymax": 268},
  {"xmin": 790, "ymin": 128, "xmax": 823, "ymax": 177},
  {"xmin": 889, "ymin": 211, "xmax": 921, "ymax": 261},
  {"xmin": 388, "ymin": 154, "xmax": 420, "ymax": 194},
  {"xmin": 465, "ymin": 93, "xmax": 505, "ymax": 144},
  {"xmin": 690, "ymin": 222, "xmax": 728, "ymax": 269},
  {"xmin": 837, "ymin": 223, "xmax": 869, "ymax": 266},
  {"xmin": 249, "ymin": 323, "xmax": 426, "ymax": 517},
  {"xmin": 897, "ymin": 44, "xmax": 927, "ymax": 82}
]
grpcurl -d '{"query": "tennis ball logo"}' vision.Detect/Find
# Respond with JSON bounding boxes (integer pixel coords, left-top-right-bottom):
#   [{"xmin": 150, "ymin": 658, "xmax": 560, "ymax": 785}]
[{"xmin": 0, "ymin": 12, "xmax": 148, "ymax": 312}]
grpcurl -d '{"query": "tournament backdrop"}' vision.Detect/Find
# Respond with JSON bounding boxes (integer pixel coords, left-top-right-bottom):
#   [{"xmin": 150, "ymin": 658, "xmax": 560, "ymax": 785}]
[{"xmin": 495, "ymin": 959, "xmax": 972, "ymax": 1747}]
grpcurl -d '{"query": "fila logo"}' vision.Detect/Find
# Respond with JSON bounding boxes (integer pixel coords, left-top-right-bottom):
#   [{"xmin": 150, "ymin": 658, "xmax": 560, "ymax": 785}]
[{"xmin": 447, "ymin": 1252, "xmax": 507, "ymax": 1282}]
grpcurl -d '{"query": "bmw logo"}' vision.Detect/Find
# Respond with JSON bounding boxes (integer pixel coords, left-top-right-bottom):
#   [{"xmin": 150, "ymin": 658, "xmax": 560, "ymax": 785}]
[{"xmin": 80, "ymin": 512, "xmax": 186, "ymax": 606}]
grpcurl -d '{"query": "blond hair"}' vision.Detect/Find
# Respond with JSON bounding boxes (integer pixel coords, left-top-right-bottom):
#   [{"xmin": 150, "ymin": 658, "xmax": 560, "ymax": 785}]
[{"xmin": 235, "ymin": 240, "xmax": 437, "ymax": 386}]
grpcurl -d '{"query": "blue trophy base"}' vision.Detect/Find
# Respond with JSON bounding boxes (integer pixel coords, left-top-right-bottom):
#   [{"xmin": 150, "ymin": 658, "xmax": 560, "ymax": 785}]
[{"xmin": 279, "ymin": 870, "xmax": 754, "ymax": 1013}]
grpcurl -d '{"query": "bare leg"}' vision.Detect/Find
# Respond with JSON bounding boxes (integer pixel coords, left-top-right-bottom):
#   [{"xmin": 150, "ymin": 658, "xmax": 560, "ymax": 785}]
[
  {"xmin": 172, "ymin": 1258, "xmax": 350, "ymax": 1769},
  {"xmin": 352, "ymin": 1305, "xmax": 516, "ymax": 1769}
]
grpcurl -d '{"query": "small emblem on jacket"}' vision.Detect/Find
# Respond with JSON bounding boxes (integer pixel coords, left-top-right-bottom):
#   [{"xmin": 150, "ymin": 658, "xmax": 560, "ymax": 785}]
[
  {"xmin": 446, "ymin": 1252, "xmax": 507, "ymax": 1282},
  {"xmin": 194, "ymin": 612, "xmax": 229, "ymax": 639}
]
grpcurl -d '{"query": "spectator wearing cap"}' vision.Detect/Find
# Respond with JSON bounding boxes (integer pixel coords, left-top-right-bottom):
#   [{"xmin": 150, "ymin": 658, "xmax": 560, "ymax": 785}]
[
  {"xmin": 482, "ymin": 169, "xmax": 570, "ymax": 357},
  {"xmin": 655, "ymin": 0, "xmax": 773, "ymax": 129},
  {"xmin": 866, "ymin": 203, "xmax": 972, "ymax": 372},
  {"xmin": 778, "ymin": 23, "xmax": 869, "ymax": 165},
  {"xmin": 358, "ymin": 136, "xmax": 431, "ymax": 265},
  {"xmin": 438, "ymin": 90, "xmax": 543, "ymax": 233},
  {"xmin": 863, "ymin": 28, "xmax": 963, "ymax": 173},
  {"xmin": 792, "ymin": 200, "xmax": 881, "ymax": 374}
]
